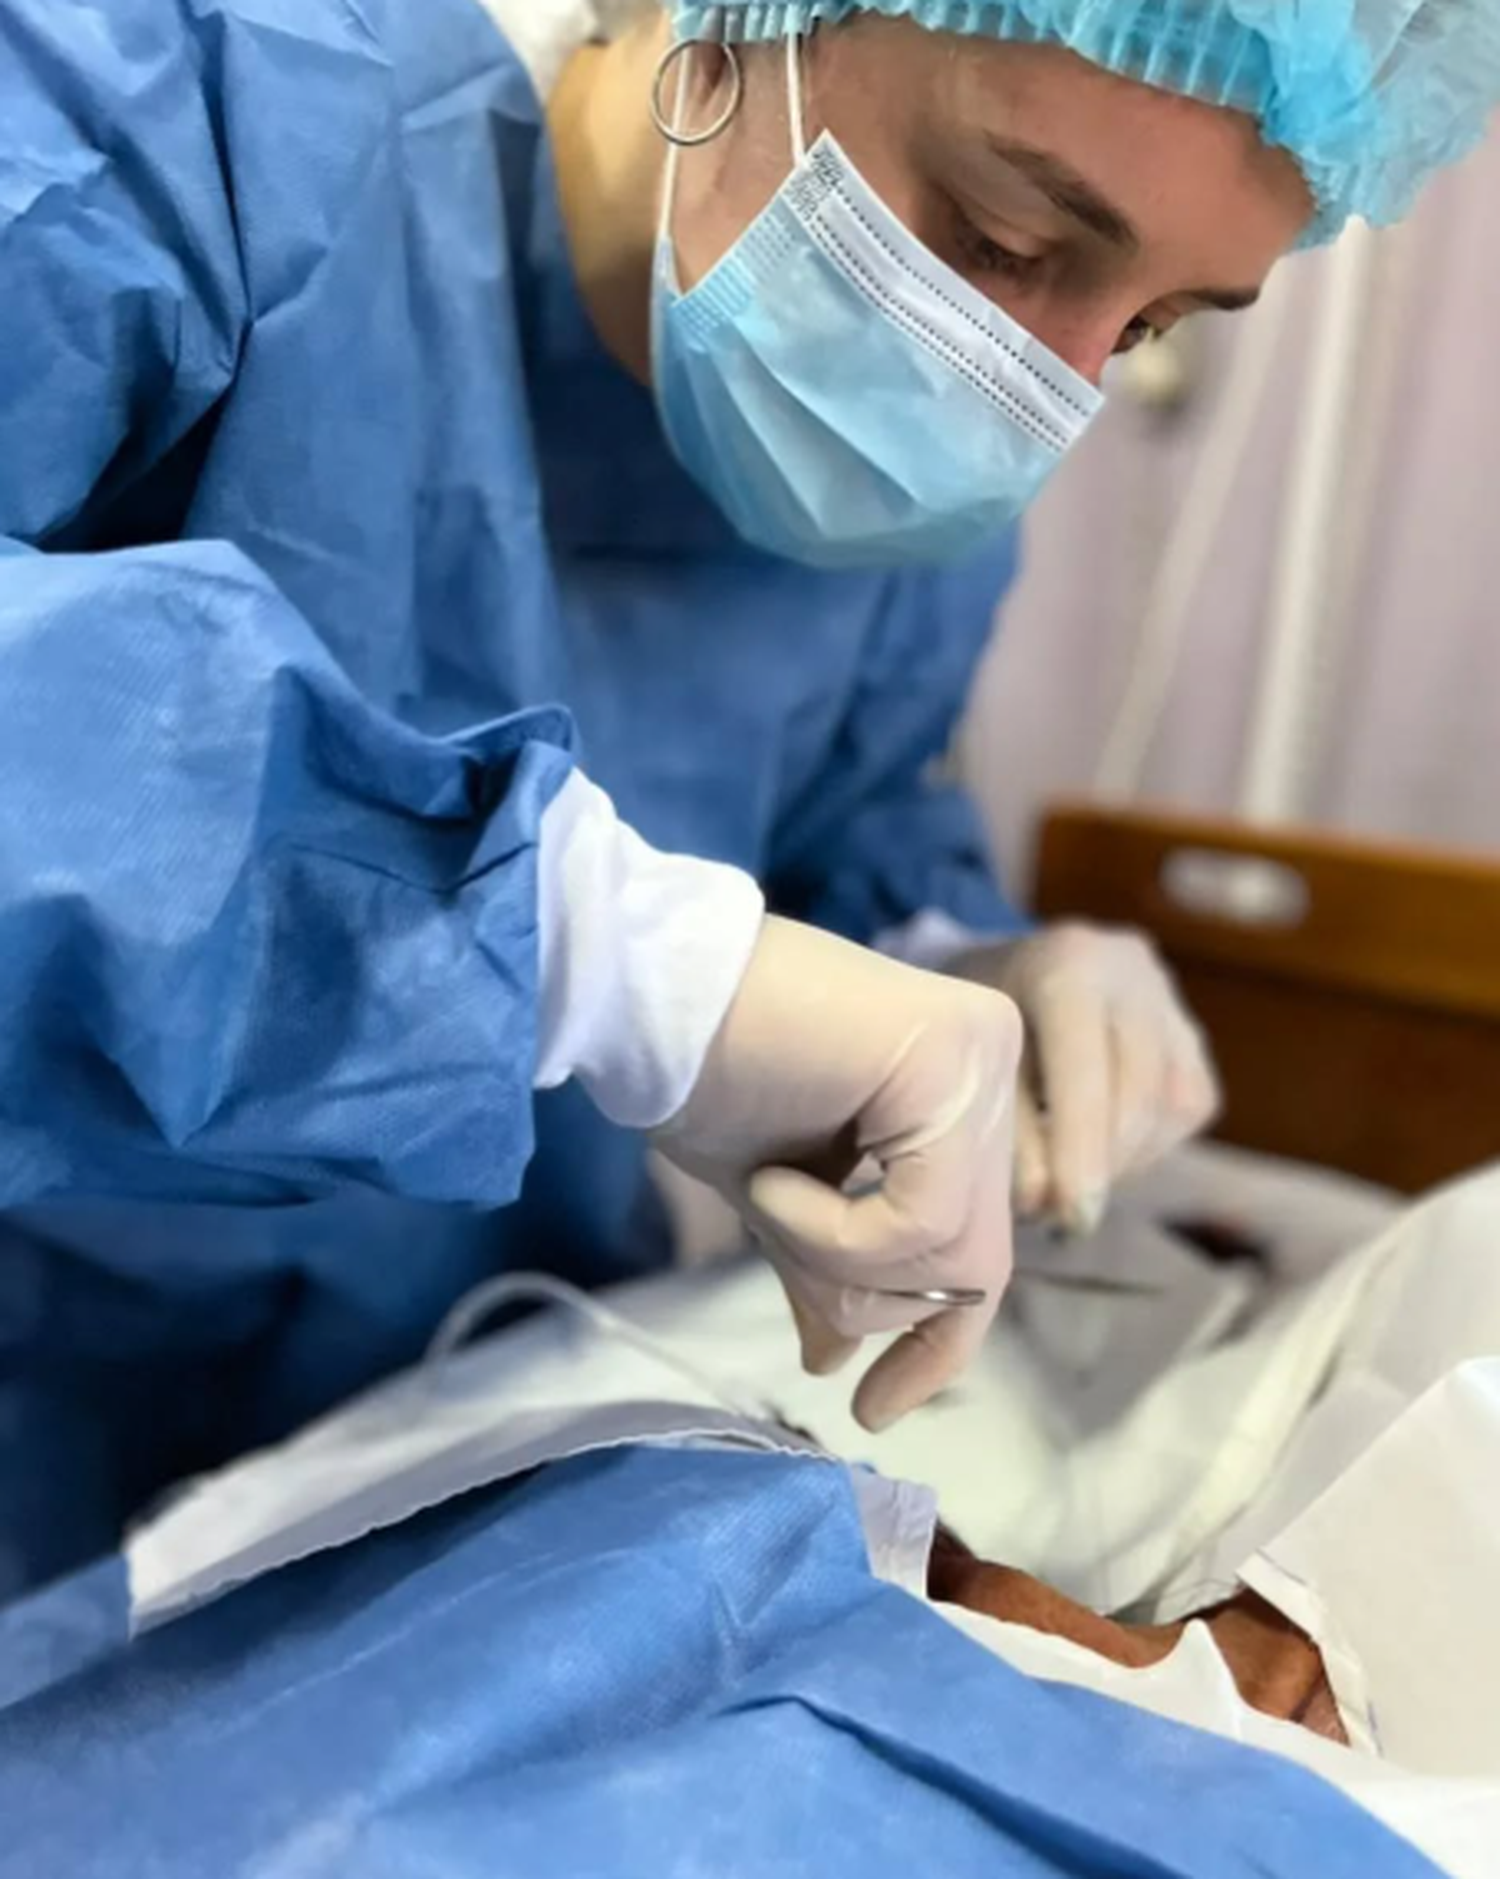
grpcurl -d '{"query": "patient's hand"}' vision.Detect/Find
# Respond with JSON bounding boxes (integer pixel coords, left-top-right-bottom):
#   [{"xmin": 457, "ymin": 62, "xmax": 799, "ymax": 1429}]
[{"xmin": 927, "ymin": 1526, "xmax": 1347, "ymax": 1744}]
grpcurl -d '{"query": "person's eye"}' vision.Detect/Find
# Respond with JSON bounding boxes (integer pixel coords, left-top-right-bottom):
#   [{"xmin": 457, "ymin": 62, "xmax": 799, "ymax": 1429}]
[{"xmin": 953, "ymin": 213, "xmax": 1044, "ymax": 284}]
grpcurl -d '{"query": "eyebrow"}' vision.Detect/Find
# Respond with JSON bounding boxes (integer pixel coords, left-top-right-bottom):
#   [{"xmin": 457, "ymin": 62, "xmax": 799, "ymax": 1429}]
[{"xmin": 982, "ymin": 139, "xmax": 1264, "ymax": 313}]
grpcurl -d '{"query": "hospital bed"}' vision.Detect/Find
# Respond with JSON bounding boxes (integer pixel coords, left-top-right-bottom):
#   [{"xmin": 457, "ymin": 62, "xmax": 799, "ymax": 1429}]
[{"xmin": 1034, "ymin": 801, "xmax": 1500, "ymax": 1193}]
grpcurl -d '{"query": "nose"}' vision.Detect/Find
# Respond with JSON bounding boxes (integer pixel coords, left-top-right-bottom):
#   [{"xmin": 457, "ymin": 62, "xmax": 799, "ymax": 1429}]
[{"xmin": 1023, "ymin": 305, "xmax": 1126, "ymax": 389}]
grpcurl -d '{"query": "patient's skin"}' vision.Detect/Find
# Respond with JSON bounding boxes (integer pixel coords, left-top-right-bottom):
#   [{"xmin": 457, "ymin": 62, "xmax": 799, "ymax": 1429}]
[{"xmin": 927, "ymin": 1525, "xmax": 1348, "ymax": 1744}]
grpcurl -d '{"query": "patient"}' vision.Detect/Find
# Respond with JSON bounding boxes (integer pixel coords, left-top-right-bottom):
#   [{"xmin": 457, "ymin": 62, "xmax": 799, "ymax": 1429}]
[
  {"xmin": 748, "ymin": 1407, "xmax": 1346, "ymax": 1743},
  {"xmin": 926, "ymin": 1522, "xmax": 1346, "ymax": 1741}
]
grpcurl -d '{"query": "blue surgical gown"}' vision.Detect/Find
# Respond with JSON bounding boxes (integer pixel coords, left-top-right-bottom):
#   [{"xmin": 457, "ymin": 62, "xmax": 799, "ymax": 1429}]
[{"xmin": 0, "ymin": 0, "xmax": 1020, "ymax": 1594}]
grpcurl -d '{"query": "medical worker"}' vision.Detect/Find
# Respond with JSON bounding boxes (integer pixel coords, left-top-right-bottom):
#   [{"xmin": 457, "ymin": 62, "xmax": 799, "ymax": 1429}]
[{"xmin": 1, "ymin": 0, "xmax": 1494, "ymax": 1598}]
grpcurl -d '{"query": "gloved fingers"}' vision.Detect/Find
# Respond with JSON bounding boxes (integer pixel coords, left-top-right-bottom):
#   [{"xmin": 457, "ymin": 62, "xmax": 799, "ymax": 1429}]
[
  {"xmin": 1012, "ymin": 1082, "xmax": 1051, "ymax": 1218},
  {"xmin": 851, "ymin": 1289, "xmax": 998, "ymax": 1433},
  {"xmin": 772, "ymin": 1265, "xmax": 863, "ymax": 1377},
  {"xmin": 770, "ymin": 1250, "xmax": 952, "ymax": 1340},
  {"xmin": 747, "ymin": 1087, "xmax": 1009, "ymax": 1289},
  {"xmin": 1105, "ymin": 1005, "xmax": 1166, "ymax": 1182},
  {"xmin": 1173, "ymin": 1016, "xmax": 1222, "ymax": 1130},
  {"xmin": 747, "ymin": 1100, "xmax": 1011, "ymax": 1329},
  {"xmin": 745, "ymin": 1156, "xmax": 967, "ymax": 1297},
  {"xmin": 1120, "ymin": 1014, "xmax": 1222, "ymax": 1179},
  {"xmin": 1029, "ymin": 974, "xmax": 1112, "ymax": 1237},
  {"xmin": 853, "ymin": 1102, "xmax": 1012, "ymax": 1428}
]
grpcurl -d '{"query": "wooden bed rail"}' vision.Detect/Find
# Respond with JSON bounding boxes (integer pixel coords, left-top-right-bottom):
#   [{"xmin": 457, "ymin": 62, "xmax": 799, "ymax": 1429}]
[{"xmin": 1032, "ymin": 802, "xmax": 1500, "ymax": 1193}]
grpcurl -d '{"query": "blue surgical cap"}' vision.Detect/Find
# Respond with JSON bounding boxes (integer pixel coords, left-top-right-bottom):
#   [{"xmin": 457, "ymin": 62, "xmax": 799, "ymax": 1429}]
[{"xmin": 669, "ymin": 1, "xmax": 1500, "ymax": 242}]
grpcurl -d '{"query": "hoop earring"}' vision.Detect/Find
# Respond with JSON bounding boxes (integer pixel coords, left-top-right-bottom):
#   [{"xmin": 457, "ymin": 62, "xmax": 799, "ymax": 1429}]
[{"xmin": 650, "ymin": 38, "xmax": 745, "ymax": 148}]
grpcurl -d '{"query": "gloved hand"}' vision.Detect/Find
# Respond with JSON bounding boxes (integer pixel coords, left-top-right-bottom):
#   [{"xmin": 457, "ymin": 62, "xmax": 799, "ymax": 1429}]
[
  {"xmin": 951, "ymin": 923, "xmax": 1219, "ymax": 1236},
  {"xmin": 655, "ymin": 916, "xmax": 1021, "ymax": 1432}
]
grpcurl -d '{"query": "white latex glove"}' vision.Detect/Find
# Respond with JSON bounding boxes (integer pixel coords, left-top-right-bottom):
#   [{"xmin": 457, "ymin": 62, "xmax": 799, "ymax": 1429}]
[
  {"xmin": 655, "ymin": 916, "xmax": 1021, "ymax": 1432},
  {"xmin": 952, "ymin": 923, "xmax": 1220, "ymax": 1236}
]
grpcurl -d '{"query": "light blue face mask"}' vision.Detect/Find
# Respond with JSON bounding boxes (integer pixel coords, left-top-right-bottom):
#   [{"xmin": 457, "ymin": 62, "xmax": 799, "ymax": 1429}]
[{"xmin": 651, "ymin": 36, "xmax": 1103, "ymax": 571}]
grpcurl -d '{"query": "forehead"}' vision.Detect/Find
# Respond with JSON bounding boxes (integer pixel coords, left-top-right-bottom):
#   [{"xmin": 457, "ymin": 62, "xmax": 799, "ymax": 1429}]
[{"xmin": 825, "ymin": 22, "xmax": 1314, "ymax": 273}]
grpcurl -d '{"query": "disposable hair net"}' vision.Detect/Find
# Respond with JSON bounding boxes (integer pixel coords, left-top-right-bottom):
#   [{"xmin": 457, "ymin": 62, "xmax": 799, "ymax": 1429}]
[{"xmin": 668, "ymin": 1, "xmax": 1500, "ymax": 241}]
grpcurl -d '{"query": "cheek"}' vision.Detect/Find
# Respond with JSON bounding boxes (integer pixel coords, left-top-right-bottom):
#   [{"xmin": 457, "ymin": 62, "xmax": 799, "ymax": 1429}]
[
  {"xmin": 666, "ymin": 129, "xmax": 798, "ymax": 292},
  {"xmin": 668, "ymin": 162, "xmax": 754, "ymax": 292}
]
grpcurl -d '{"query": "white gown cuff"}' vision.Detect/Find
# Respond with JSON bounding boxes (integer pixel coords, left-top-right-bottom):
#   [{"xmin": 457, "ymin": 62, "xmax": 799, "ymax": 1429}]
[{"xmin": 534, "ymin": 770, "xmax": 765, "ymax": 1130}]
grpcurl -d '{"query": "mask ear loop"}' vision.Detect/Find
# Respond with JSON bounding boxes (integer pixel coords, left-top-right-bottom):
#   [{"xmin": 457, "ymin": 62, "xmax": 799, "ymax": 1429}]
[
  {"xmin": 786, "ymin": 29, "xmax": 808, "ymax": 166},
  {"xmin": 655, "ymin": 44, "xmax": 689, "ymax": 251}
]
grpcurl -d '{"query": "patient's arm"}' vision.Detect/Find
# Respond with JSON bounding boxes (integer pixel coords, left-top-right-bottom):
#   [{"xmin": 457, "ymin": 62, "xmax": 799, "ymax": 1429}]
[
  {"xmin": 927, "ymin": 1525, "xmax": 1347, "ymax": 1743},
  {"xmin": 764, "ymin": 1415, "xmax": 1346, "ymax": 1743}
]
